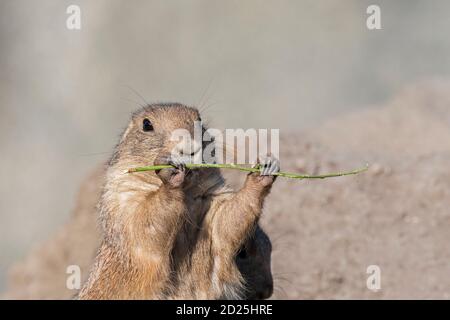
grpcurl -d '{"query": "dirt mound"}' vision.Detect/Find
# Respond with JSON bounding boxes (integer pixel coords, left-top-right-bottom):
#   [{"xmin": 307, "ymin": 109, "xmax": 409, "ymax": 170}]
[{"xmin": 4, "ymin": 82, "xmax": 450, "ymax": 299}]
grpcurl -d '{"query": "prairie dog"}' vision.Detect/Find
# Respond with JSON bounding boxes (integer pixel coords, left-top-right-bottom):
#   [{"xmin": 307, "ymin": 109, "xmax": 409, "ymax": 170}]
[{"xmin": 78, "ymin": 103, "xmax": 278, "ymax": 299}]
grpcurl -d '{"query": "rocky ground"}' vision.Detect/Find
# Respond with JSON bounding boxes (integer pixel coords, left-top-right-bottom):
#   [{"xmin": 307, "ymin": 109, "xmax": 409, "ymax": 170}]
[{"xmin": 4, "ymin": 81, "xmax": 450, "ymax": 299}]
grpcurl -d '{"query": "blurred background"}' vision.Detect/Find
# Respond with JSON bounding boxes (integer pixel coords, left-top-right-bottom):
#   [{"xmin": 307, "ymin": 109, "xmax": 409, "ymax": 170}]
[{"xmin": 1, "ymin": 0, "xmax": 450, "ymax": 296}]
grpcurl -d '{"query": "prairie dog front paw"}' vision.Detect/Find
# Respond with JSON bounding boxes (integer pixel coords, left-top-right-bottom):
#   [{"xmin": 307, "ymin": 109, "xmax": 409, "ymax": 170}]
[
  {"xmin": 247, "ymin": 155, "xmax": 280, "ymax": 188},
  {"xmin": 155, "ymin": 155, "xmax": 186, "ymax": 188}
]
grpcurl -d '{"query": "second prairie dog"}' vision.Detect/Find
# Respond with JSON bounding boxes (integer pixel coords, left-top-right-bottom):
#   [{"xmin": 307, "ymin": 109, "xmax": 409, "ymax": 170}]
[{"xmin": 78, "ymin": 103, "xmax": 279, "ymax": 299}]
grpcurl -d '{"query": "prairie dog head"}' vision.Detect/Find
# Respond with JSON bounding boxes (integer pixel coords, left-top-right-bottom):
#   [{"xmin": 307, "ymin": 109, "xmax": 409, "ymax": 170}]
[
  {"xmin": 236, "ymin": 226, "xmax": 273, "ymax": 300},
  {"xmin": 104, "ymin": 103, "xmax": 224, "ymax": 201},
  {"xmin": 110, "ymin": 104, "xmax": 203, "ymax": 170}
]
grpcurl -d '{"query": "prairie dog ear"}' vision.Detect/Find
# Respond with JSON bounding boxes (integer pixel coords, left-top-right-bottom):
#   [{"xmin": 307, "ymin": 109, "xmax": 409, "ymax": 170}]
[{"xmin": 119, "ymin": 123, "xmax": 133, "ymax": 144}]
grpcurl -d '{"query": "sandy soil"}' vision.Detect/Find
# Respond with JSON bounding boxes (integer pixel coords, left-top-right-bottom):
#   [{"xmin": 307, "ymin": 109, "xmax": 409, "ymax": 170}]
[{"xmin": 4, "ymin": 81, "xmax": 450, "ymax": 299}]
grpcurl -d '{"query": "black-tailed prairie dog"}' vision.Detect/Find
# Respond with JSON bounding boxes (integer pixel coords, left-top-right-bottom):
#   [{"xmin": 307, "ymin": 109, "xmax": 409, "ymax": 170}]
[{"xmin": 78, "ymin": 104, "xmax": 279, "ymax": 299}]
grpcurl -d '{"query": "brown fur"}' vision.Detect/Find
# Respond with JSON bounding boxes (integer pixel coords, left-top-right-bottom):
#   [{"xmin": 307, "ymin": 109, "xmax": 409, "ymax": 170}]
[{"xmin": 78, "ymin": 103, "xmax": 276, "ymax": 300}]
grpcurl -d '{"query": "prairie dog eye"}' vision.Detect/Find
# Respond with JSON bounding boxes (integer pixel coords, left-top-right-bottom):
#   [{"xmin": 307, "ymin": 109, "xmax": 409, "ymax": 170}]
[{"xmin": 142, "ymin": 118, "xmax": 153, "ymax": 132}]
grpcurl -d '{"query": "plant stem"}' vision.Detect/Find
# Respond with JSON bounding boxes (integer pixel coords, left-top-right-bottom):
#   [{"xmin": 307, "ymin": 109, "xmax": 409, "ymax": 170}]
[{"xmin": 127, "ymin": 163, "xmax": 369, "ymax": 179}]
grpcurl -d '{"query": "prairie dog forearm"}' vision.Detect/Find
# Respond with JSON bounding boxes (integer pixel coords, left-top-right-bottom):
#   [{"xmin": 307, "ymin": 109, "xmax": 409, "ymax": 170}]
[{"xmin": 211, "ymin": 173, "xmax": 274, "ymax": 259}]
